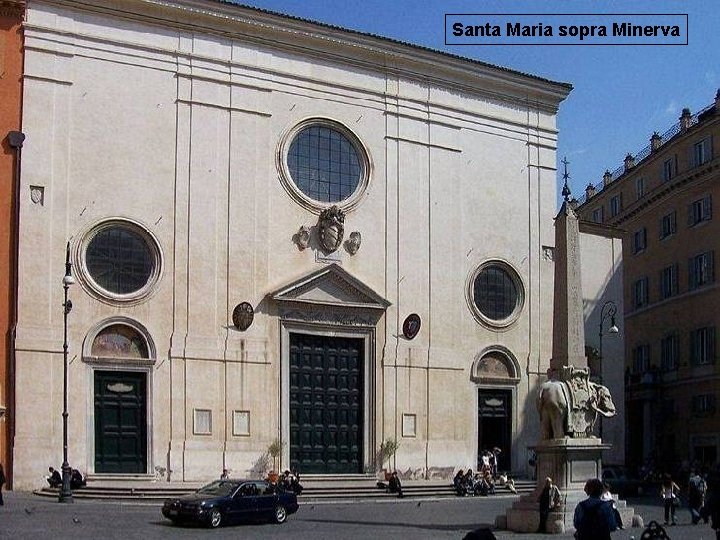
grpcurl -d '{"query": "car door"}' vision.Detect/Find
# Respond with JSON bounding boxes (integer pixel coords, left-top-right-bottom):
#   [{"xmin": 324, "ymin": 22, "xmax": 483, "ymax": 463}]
[
  {"xmin": 255, "ymin": 481, "xmax": 277, "ymax": 518},
  {"xmin": 228, "ymin": 483, "xmax": 258, "ymax": 522}
]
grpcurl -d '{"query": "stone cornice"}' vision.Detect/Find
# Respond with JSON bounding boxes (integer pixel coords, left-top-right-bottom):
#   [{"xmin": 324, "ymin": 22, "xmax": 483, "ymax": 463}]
[{"xmin": 35, "ymin": 0, "xmax": 571, "ymax": 112}]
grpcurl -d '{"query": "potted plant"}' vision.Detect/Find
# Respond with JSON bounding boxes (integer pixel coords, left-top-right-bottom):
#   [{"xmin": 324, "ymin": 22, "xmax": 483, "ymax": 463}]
[
  {"xmin": 267, "ymin": 438, "xmax": 285, "ymax": 483},
  {"xmin": 378, "ymin": 438, "xmax": 400, "ymax": 480}
]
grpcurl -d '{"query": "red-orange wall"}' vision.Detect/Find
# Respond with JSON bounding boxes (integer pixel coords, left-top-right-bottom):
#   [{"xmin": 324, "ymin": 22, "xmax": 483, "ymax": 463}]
[{"xmin": 0, "ymin": 0, "xmax": 24, "ymax": 488}]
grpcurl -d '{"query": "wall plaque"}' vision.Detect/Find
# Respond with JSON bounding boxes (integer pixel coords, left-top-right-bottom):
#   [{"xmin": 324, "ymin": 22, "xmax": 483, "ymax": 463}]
[
  {"xmin": 232, "ymin": 302, "xmax": 254, "ymax": 331},
  {"xmin": 402, "ymin": 313, "xmax": 421, "ymax": 340}
]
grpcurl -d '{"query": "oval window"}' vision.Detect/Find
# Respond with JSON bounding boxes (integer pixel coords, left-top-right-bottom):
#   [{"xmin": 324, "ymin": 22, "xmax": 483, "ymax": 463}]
[
  {"xmin": 469, "ymin": 262, "xmax": 524, "ymax": 327},
  {"xmin": 279, "ymin": 119, "xmax": 369, "ymax": 212},
  {"xmin": 79, "ymin": 220, "xmax": 162, "ymax": 304}
]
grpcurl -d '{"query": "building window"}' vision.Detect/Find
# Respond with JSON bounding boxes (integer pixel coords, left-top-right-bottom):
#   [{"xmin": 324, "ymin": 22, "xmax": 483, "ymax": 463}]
[
  {"xmin": 662, "ymin": 156, "xmax": 676, "ymax": 182},
  {"xmin": 80, "ymin": 219, "xmax": 163, "ymax": 304},
  {"xmin": 280, "ymin": 119, "xmax": 369, "ymax": 211},
  {"xmin": 636, "ymin": 177, "xmax": 646, "ymax": 200},
  {"xmin": 688, "ymin": 195, "xmax": 712, "ymax": 226},
  {"xmin": 402, "ymin": 413, "xmax": 417, "ymax": 438},
  {"xmin": 660, "ymin": 333, "xmax": 679, "ymax": 370},
  {"xmin": 632, "ymin": 344, "xmax": 650, "ymax": 373},
  {"xmin": 660, "ymin": 211, "xmax": 677, "ymax": 239},
  {"xmin": 193, "ymin": 409, "xmax": 212, "ymax": 435},
  {"xmin": 692, "ymin": 394, "xmax": 716, "ymax": 417},
  {"xmin": 591, "ymin": 207, "xmax": 604, "ymax": 224},
  {"xmin": 633, "ymin": 228, "xmax": 647, "ymax": 254},
  {"xmin": 609, "ymin": 194, "xmax": 622, "ymax": 217},
  {"xmin": 691, "ymin": 137, "xmax": 713, "ymax": 168},
  {"xmin": 690, "ymin": 326, "xmax": 716, "ymax": 365},
  {"xmin": 232, "ymin": 410, "xmax": 250, "ymax": 436},
  {"xmin": 660, "ymin": 264, "xmax": 679, "ymax": 300},
  {"xmin": 633, "ymin": 276, "xmax": 649, "ymax": 308},
  {"xmin": 689, "ymin": 251, "xmax": 715, "ymax": 290},
  {"xmin": 469, "ymin": 261, "xmax": 524, "ymax": 328}
]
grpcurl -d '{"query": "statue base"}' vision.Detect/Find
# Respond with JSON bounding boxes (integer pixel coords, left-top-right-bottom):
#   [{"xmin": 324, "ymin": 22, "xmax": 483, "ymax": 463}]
[{"xmin": 498, "ymin": 438, "xmax": 641, "ymax": 533}]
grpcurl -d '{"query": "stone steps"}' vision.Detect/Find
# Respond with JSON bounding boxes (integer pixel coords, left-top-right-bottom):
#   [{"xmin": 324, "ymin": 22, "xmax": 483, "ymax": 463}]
[{"xmin": 33, "ymin": 478, "xmax": 535, "ymax": 502}]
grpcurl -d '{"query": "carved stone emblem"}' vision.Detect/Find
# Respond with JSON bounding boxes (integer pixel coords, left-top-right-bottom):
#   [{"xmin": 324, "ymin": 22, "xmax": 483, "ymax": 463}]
[
  {"xmin": 318, "ymin": 205, "xmax": 345, "ymax": 253},
  {"xmin": 345, "ymin": 231, "xmax": 362, "ymax": 255},
  {"xmin": 295, "ymin": 225, "xmax": 311, "ymax": 250},
  {"xmin": 232, "ymin": 302, "xmax": 254, "ymax": 331}
]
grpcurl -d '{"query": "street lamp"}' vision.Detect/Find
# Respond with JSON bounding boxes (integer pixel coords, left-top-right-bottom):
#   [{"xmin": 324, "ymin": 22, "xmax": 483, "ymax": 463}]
[
  {"xmin": 598, "ymin": 300, "xmax": 619, "ymax": 362},
  {"xmin": 597, "ymin": 300, "xmax": 619, "ymax": 439},
  {"xmin": 59, "ymin": 242, "xmax": 75, "ymax": 503}
]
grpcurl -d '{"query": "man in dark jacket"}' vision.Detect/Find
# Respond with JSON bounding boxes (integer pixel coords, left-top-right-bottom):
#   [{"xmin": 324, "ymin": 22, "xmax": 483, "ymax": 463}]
[
  {"xmin": 574, "ymin": 478, "xmax": 618, "ymax": 540},
  {"xmin": 537, "ymin": 477, "xmax": 561, "ymax": 533}
]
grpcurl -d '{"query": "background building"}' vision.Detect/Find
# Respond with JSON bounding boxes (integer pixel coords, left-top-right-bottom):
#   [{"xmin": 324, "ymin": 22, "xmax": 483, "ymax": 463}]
[
  {"xmin": 578, "ymin": 90, "xmax": 720, "ymax": 472},
  {"xmin": 0, "ymin": 0, "xmax": 25, "ymax": 489},
  {"xmin": 13, "ymin": 0, "xmax": 573, "ymax": 489}
]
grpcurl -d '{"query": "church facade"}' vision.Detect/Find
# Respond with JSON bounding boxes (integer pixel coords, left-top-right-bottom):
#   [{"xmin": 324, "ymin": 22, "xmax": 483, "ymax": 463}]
[{"xmin": 12, "ymin": 0, "xmax": 571, "ymax": 488}]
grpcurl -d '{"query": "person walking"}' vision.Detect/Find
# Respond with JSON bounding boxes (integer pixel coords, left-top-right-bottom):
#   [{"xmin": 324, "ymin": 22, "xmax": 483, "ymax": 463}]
[
  {"xmin": 573, "ymin": 478, "xmax": 617, "ymax": 540},
  {"xmin": 661, "ymin": 473, "xmax": 680, "ymax": 526},
  {"xmin": 537, "ymin": 477, "xmax": 561, "ymax": 533},
  {"xmin": 0, "ymin": 463, "xmax": 5, "ymax": 506},
  {"xmin": 688, "ymin": 469, "xmax": 707, "ymax": 525}
]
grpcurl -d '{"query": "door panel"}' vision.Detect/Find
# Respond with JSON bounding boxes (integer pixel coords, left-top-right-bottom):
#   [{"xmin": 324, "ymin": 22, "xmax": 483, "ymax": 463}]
[
  {"xmin": 94, "ymin": 371, "xmax": 147, "ymax": 473},
  {"xmin": 290, "ymin": 333, "xmax": 363, "ymax": 474}
]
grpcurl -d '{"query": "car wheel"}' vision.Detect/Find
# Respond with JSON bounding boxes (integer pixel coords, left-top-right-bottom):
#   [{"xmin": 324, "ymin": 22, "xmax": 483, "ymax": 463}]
[
  {"xmin": 209, "ymin": 508, "xmax": 222, "ymax": 528},
  {"xmin": 273, "ymin": 505, "xmax": 287, "ymax": 524}
]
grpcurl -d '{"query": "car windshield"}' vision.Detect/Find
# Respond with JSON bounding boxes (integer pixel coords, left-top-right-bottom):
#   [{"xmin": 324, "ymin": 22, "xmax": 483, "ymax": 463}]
[{"xmin": 196, "ymin": 481, "xmax": 240, "ymax": 497}]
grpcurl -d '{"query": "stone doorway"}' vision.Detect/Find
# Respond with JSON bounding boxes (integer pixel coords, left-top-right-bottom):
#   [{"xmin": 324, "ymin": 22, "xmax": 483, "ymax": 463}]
[{"xmin": 477, "ymin": 388, "xmax": 512, "ymax": 472}]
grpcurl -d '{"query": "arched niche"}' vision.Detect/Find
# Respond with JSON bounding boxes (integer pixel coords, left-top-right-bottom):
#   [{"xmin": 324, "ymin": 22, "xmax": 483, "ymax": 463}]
[
  {"xmin": 470, "ymin": 346, "xmax": 521, "ymax": 385},
  {"xmin": 82, "ymin": 317, "xmax": 156, "ymax": 366}
]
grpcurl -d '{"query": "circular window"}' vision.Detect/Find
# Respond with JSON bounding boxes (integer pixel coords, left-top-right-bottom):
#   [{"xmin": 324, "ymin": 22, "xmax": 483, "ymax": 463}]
[
  {"xmin": 279, "ymin": 119, "xmax": 370, "ymax": 212},
  {"xmin": 468, "ymin": 261, "xmax": 524, "ymax": 328},
  {"xmin": 79, "ymin": 220, "xmax": 162, "ymax": 304}
]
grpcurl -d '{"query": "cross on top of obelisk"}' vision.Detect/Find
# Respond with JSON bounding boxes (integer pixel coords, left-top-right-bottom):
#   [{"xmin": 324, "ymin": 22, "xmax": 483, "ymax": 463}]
[{"xmin": 561, "ymin": 156, "xmax": 571, "ymax": 202}]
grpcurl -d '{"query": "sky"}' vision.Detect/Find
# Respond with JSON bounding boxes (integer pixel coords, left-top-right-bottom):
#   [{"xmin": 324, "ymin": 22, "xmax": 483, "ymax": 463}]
[{"xmin": 233, "ymin": 0, "xmax": 720, "ymax": 207}]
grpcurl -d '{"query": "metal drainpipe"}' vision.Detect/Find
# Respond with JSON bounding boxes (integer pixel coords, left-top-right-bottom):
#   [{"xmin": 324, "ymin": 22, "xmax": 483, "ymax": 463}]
[{"xmin": 6, "ymin": 130, "xmax": 25, "ymax": 490}]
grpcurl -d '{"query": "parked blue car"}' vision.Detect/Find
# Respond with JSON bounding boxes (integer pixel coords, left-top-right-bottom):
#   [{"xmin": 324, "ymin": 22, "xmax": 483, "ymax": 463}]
[{"xmin": 162, "ymin": 479, "xmax": 299, "ymax": 528}]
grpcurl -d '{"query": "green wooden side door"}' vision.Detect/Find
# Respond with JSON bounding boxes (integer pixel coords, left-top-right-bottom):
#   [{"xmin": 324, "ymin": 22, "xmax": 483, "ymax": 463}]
[
  {"xmin": 94, "ymin": 371, "xmax": 147, "ymax": 474},
  {"xmin": 289, "ymin": 334, "xmax": 364, "ymax": 474}
]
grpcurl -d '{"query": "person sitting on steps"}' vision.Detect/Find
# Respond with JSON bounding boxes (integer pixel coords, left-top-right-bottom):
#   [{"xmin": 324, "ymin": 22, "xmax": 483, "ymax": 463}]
[{"xmin": 388, "ymin": 471, "xmax": 403, "ymax": 498}]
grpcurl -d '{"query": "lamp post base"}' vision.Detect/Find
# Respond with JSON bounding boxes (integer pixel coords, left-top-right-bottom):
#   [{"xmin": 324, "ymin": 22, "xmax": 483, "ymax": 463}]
[{"xmin": 58, "ymin": 463, "xmax": 74, "ymax": 503}]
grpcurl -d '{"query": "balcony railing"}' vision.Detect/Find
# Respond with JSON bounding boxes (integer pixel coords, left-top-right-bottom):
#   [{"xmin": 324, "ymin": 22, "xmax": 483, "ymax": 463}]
[{"xmin": 578, "ymin": 101, "xmax": 716, "ymax": 206}]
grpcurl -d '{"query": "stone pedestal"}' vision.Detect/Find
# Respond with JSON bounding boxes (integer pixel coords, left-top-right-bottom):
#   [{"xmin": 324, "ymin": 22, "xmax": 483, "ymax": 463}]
[{"xmin": 500, "ymin": 438, "xmax": 639, "ymax": 533}]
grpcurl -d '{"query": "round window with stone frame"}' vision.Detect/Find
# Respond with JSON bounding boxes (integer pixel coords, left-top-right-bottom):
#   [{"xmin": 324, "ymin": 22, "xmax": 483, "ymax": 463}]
[
  {"xmin": 467, "ymin": 261, "xmax": 525, "ymax": 328},
  {"xmin": 278, "ymin": 118, "xmax": 370, "ymax": 213},
  {"xmin": 78, "ymin": 220, "xmax": 162, "ymax": 304}
]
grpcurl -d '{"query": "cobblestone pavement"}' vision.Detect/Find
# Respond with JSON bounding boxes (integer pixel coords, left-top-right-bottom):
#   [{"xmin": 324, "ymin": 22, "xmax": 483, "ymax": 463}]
[{"xmin": 0, "ymin": 491, "xmax": 716, "ymax": 540}]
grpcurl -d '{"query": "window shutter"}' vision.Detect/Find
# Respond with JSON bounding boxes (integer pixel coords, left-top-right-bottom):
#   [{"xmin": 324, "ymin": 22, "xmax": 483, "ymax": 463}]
[
  {"xmin": 674, "ymin": 263, "xmax": 679, "ymax": 294},
  {"xmin": 689, "ymin": 257, "xmax": 696, "ymax": 289},
  {"xmin": 688, "ymin": 203, "xmax": 694, "ymax": 226},
  {"xmin": 704, "ymin": 195, "xmax": 712, "ymax": 220},
  {"xmin": 690, "ymin": 144, "xmax": 697, "ymax": 169},
  {"xmin": 674, "ymin": 155, "xmax": 678, "ymax": 175},
  {"xmin": 710, "ymin": 327, "xmax": 716, "ymax": 364},
  {"xmin": 690, "ymin": 330, "xmax": 696, "ymax": 365},
  {"xmin": 671, "ymin": 211, "xmax": 677, "ymax": 233},
  {"xmin": 711, "ymin": 251, "xmax": 716, "ymax": 283}
]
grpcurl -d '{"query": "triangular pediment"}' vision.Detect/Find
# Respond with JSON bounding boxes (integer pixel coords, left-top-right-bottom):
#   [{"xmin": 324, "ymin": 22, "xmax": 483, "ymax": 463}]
[{"xmin": 271, "ymin": 264, "xmax": 390, "ymax": 310}]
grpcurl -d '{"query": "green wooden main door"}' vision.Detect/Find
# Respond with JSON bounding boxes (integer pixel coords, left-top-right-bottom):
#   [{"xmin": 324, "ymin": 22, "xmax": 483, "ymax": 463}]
[
  {"xmin": 94, "ymin": 371, "xmax": 147, "ymax": 474},
  {"xmin": 289, "ymin": 333, "xmax": 364, "ymax": 474}
]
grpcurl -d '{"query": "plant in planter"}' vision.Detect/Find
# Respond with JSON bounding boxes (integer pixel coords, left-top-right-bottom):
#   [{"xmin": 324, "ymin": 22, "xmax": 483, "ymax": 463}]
[
  {"xmin": 267, "ymin": 438, "xmax": 286, "ymax": 482},
  {"xmin": 378, "ymin": 438, "xmax": 400, "ymax": 480}
]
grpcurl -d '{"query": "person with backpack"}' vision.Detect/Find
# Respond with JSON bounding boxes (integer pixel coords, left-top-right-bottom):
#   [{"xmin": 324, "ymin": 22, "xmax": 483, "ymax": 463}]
[
  {"xmin": 573, "ymin": 478, "xmax": 618, "ymax": 540},
  {"xmin": 688, "ymin": 469, "xmax": 707, "ymax": 524}
]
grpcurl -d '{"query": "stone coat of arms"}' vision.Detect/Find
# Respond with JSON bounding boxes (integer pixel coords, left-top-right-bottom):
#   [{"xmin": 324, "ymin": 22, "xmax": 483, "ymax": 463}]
[{"xmin": 318, "ymin": 205, "xmax": 345, "ymax": 253}]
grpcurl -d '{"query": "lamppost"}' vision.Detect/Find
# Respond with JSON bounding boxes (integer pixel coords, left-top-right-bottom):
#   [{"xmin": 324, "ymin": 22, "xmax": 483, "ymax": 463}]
[
  {"xmin": 59, "ymin": 242, "xmax": 75, "ymax": 503},
  {"xmin": 598, "ymin": 300, "xmax": 619, "ymax": 362},
  {"xmin": 598, "ymin": 300, "xmax": 619, "ymax": 439}
]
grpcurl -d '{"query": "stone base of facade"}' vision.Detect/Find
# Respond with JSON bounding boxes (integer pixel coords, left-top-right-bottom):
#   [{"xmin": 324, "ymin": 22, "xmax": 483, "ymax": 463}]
[{"xmin": 499, "ymin": 437, "xmax": 641, "ymax": 533}]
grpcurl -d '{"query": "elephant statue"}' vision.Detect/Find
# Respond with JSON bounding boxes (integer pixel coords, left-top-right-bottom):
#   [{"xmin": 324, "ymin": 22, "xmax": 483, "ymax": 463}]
[{"xmin": 537, "ymin": 378, "xmax": 616, "ymax": 440}]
